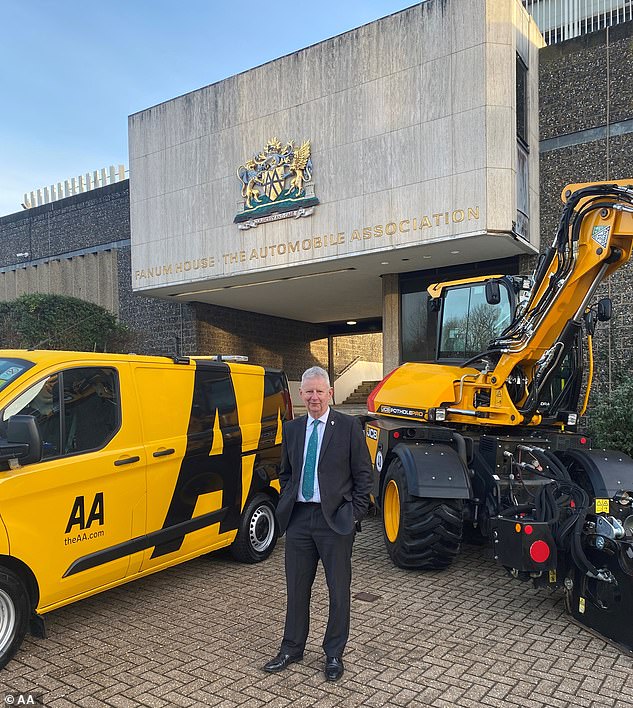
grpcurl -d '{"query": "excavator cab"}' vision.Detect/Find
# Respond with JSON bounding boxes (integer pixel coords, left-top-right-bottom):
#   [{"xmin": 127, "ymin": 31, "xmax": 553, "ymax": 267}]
[
  {"xmin": 427, "ymin": 275, "xmax": 525, "ymax": 364},
  {"xmin": 426, "ymin": 274, "xmax": 587, "ymax": 425}
]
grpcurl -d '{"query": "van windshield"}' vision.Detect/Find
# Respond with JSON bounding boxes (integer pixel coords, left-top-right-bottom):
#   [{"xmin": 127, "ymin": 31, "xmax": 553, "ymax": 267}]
[{"xmin": 0, "ymin": 358, "xmax": 35, "ymax": 392}]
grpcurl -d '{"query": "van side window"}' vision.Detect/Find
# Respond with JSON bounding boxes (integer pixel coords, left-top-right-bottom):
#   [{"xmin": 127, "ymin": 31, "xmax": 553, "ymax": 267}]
[
  {"xmin": 263, "ymin": 373, "xmax": 289, "ymax": 422},
  {"xmin": 62, "ymin": 368, "xmax": 119, "ymax": 454},
  {"xmin": 189, "ymin": 369, "xmax": 238, "ymax": 434},
  {"xmin": 0, "ymin": 367, "xmax": 119, "ymax": 459}
]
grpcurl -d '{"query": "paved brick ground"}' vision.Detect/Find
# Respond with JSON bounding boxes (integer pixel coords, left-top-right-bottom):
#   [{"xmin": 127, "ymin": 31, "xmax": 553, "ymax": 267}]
[{"xmin": 1, "ymin": 516, "xmax": 632, "ymax": 707}]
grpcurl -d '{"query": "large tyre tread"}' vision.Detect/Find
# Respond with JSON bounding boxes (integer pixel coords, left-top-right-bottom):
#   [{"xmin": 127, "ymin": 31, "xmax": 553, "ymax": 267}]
[{"xmin": 383, "ymin": 459, "xmax": 463, "ymax": 570}]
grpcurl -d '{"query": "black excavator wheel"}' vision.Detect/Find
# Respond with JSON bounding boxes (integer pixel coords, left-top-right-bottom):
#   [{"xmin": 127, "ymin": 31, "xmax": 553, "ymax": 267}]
[{"xmin": 382, "ymin": 457, "xmax": 463, "ymax": 570}]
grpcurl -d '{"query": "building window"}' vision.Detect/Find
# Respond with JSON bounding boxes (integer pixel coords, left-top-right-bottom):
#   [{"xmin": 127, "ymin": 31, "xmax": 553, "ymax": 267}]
[
  {"xmin": 516, "ymin": 56, "xmax": 528, "ymax": 147},
  {"xmin": 516, "ymin": 55, "xmax": 529, "ymax": 240}
]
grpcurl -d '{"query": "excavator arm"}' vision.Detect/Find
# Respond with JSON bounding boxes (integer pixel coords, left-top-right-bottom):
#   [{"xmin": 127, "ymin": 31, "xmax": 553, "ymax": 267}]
[
  {"xmin": 369, "ymin": 181, "xmax": 633, "ymax": 427},
  {"xmin": 488, "ymin": 180, "xmax": 633, "ymax": 423}
]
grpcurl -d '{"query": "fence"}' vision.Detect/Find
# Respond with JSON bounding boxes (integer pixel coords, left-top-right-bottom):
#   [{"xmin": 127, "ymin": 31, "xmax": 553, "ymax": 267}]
[
  {"xmin": 22, "ymin": 165, "xmax": 127, "ymax": 209},
  {"xmin": 523, "ymin": 0, "xmax": 632, "ymax": 43}
]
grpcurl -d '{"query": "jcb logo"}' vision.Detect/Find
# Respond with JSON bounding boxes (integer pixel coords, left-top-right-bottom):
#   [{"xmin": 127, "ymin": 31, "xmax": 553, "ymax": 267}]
[
  {"xmin": 366, "ymin": 427, "xmax": 379, "ymax": 441},
  {"xmin": 65, "ymin": 492, "xmax": 104, "ymax": 534}
]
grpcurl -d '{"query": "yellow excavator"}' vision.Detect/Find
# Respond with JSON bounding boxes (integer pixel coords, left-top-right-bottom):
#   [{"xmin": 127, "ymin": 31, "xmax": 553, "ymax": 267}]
[{"xmin": 363, "ymin": 180, "xmax": 633, "ymax": 651}]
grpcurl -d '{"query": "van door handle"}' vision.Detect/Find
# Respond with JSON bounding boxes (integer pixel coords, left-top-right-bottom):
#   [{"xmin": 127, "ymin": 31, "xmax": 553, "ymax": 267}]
[
  {"xmin": 114, "ymin": 456, "xmax": 141, "ymax": 466},
  {"xmin": 153, "ymin": 448, "xmax": 175, "ymax": 458}
]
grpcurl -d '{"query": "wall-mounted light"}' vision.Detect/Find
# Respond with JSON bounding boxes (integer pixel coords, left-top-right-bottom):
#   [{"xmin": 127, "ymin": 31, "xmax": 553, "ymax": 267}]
[{"xmin": 346, "ymin": 320, "xmax": 357, "ymax": 326}]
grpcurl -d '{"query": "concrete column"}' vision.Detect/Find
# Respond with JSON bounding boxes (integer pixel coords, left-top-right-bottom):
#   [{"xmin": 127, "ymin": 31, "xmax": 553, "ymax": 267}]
[{"xmin": 382, "ymin": 273, "xmax": 400, "ymax": 377}]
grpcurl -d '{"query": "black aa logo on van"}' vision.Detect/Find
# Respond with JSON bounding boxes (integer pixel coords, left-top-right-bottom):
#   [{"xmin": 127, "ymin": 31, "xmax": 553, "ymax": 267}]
[{"xmin": 65, "ymin": 492, "xmax": 104, "ymax": 533}]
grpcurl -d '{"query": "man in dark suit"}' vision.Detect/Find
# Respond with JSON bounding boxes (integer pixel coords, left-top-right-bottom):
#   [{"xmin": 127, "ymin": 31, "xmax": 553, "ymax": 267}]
[{"xmin": 262, "ymin": 366, "xmax": 372, "ymax": 681}]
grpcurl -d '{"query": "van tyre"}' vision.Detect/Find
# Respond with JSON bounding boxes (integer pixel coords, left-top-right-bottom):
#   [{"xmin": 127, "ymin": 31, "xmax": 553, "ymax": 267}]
[
  {"xmin": 231, "ymin": 494, "xmax": 278, "ymax": 563},
  {"xmin": 0, "ymin": 568, "xmax": 30, "ymax": 669},
  {"xmin": 382, "ymin": 458, "xmax": 463, "ymax": 570}
]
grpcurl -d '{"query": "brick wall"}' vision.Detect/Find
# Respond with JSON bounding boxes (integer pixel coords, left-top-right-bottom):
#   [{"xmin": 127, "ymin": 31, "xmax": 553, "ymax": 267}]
[
  {"xmin": 116, "ymin": 247, "xmax": 198, "ymax": 356},
  {"xmin": 194, "ymin": 302, "xmax": 329, "ymax": 379},
  {"xmin": 0, "ymin": 182, "xmax": 197, "ymax": 356},
  {"xmin": 0, "ymin": 182, "xmax": 130, "ymax": 266},
  {"xmin": 333, "ymin": 333, "xmax": 383, "ymax": 374}
]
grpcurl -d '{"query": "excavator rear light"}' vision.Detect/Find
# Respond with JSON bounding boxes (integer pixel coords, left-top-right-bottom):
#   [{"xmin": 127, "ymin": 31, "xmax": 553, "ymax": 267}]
[
  {"xmin": 529, "ymin": 540, "xmax": 551, "ymax": 564},
  {"xmin": 492, "ymin": 517, "xmax": 557, "ymax": 571}
]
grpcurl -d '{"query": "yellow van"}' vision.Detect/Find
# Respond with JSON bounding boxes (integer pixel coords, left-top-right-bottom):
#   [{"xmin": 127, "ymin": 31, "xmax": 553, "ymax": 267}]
[{"xmin": 0, "ymin": 350, "xmax": 291, "ymax": 668}]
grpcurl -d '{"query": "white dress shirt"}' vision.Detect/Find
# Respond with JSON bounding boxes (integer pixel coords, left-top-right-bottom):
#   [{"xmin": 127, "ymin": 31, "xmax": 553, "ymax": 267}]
[{"xmin": 297, "ymin": 407, "xmax": 330, "ymax": 503}]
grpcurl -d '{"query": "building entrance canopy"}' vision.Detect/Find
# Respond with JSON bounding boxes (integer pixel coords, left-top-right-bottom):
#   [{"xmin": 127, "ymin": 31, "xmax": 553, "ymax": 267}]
[{"xmin": 151, "ymin": 231, "xmax": 535, "ymax": 323}]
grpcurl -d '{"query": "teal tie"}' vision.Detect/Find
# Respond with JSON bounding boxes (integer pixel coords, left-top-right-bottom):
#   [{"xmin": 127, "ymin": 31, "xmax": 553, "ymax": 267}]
[{"xmin": 302, "ymin": 419, "xmax": 320, "ymax": 500}]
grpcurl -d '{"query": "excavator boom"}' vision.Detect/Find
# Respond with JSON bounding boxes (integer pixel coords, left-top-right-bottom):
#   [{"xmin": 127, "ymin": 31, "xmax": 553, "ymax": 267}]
[
  {"xmin": 491, "ymin": 181, "xmax": 633, "ymax": 420},
  {"xmin": 369, "ymin": 181, "xmax": 633, "ymax": 427}
]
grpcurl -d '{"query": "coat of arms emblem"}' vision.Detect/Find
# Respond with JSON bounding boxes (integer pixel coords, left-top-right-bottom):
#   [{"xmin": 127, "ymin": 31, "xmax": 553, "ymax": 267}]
[{"xmin": 234, "ymin": 137, "xmax": 319, "ymax": 226}]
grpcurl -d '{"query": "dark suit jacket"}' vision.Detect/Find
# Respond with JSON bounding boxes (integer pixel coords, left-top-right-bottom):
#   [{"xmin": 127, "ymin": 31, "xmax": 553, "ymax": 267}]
[{"xmin": 276, "ymin": 409, "xmax": 372, "ymax": 536}]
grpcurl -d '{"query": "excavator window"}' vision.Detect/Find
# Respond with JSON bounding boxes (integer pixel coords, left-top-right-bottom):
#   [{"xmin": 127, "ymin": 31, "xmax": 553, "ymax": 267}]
[{"xmin": 438, "ymin": 283, "xmax": 512, "ymax": 360}]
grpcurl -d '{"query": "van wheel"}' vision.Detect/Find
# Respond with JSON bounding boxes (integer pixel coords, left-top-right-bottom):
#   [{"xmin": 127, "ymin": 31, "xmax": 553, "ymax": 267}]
[
  {"xmin": 231, "ymin": 494, "xmax": 278, "ymax": 563},
  {"xmin": 382, "ymin": 458, "xmax": 463, "ymax": 570},
  {"xmin": 0, "ymin": 568, "xmax": 30, "ymax": 669}
]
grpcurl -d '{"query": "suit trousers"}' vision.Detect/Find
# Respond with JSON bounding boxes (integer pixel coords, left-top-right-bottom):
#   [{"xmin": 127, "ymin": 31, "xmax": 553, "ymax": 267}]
[{"xmin": 280, "ymin": 502, "xmax": 355, "ymax": 658}]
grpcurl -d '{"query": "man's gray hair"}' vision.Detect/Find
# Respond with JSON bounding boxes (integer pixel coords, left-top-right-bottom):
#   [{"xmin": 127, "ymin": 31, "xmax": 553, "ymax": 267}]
[{"xmin": 301, "ymin": 366, "xmax": 330, "ymax": 387}]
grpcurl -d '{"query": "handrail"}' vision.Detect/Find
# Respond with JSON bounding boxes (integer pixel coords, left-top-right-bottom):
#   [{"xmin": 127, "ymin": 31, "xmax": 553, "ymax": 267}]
[{"xmin": 335, "ymin": 356, "xmax": 361, "ymax": 378}]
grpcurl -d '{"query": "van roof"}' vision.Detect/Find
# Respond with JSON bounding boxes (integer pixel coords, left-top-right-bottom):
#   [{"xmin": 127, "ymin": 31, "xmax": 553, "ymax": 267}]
[
  {"xmin": 0, "ymin": 350, "xmax": 184, "ymax": 366},
  {"xmin": 0, "ymin": 350, "xmax": 284, "ymax": 375}
]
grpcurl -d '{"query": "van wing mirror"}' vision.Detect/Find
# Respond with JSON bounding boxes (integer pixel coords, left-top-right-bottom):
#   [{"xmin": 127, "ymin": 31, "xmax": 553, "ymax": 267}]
[
  {"xmin": 0, "ymin": 415, "xmax": 43, "ymax": 466},
  {"xmin": 485, "ymin": 280, "xmax": 501, "ymax": 305}
]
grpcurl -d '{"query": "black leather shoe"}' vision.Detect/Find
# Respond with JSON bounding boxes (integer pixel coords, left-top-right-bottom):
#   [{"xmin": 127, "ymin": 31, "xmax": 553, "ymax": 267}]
[
  {"xmin": 262, "ymin": 652, "xmax": 303, "ymax": 673},
  {"xmin": 324, "ymin": 656, "xmax": 344, "ymax": 681}
]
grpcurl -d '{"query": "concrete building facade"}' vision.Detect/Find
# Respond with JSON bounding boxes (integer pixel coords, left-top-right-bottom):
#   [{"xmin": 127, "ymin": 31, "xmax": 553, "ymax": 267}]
[{"xmin": 129, "ymin": 0, "xmax": 542, "ymax": 375}]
